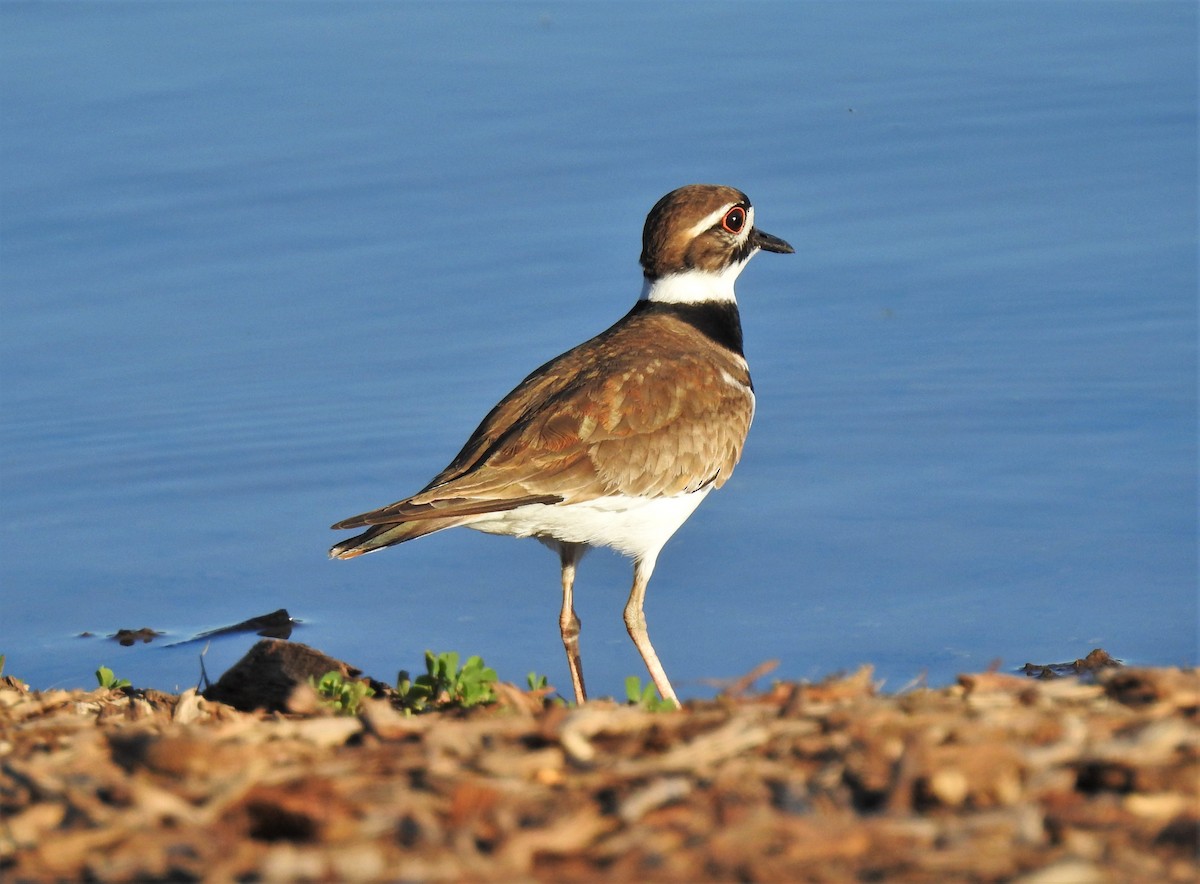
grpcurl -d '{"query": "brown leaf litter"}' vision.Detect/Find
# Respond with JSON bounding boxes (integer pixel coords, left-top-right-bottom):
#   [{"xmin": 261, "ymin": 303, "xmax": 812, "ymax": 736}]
[{"xmin": 1, "ymin": 644, "xmax": 1196, "ymax": 882}]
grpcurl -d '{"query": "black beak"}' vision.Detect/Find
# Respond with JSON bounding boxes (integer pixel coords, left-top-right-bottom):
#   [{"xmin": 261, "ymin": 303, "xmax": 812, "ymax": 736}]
[{"xmin": 751, "ymin": 227, "xmax": 794, "ymax": 254}]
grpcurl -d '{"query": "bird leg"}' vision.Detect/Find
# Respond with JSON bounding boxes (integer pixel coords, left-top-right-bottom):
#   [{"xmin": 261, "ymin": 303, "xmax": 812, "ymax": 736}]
[
  {"xmin": 623, "ymin": 556, "xmax": 681, "ymax": 708},
  {"xmin": 557, "ymin": 543, "xmax": 588, "ymax": 705}
]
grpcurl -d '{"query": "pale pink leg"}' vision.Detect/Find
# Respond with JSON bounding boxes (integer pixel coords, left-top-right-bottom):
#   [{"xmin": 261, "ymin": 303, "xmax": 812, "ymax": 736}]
[
  {"xmin": 622, "ymin": 555, "xmax": 680, "ymax": 708},
  {"xmin": 558, "ymin": 543, "xmax": 588, "ymax": 704}
]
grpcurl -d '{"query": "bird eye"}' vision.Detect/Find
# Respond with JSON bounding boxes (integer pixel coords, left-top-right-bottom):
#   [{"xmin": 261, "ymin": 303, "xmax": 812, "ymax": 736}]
[{"xmin": 721, "ymin": 206, "xmax": 746, "ymax": 234}]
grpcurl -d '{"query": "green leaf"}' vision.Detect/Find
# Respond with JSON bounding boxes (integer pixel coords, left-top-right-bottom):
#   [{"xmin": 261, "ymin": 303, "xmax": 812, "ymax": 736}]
[
  {"xmin": 310, "ymin": 670, "xmax": 374, "ymax": 715},
  {"xmin": 621, "ymin": 674, "xmax": 675, "ymax": 712},
  {"xmin": 624, "ymin": 675, "xmax": 642, "ymax": 704},
  {"xmin": 95, "ymin": 665, "xmax": 131, "ymax": 691},
  {"xmin": 395, "ymin": 650, "xmax": 501, "ymax": 713}
]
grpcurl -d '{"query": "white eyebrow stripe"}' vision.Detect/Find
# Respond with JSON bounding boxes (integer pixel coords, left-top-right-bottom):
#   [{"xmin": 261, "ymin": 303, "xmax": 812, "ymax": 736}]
[
  {"xmin": 686, "ymin": 202, "xmax": 736, "ymax": 239},
  {"xmin": 685, "ymin": 203, "xmax": 755, "ymax": 242}
]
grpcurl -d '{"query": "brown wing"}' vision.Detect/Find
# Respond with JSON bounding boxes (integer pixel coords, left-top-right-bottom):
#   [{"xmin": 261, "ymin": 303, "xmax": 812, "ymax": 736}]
[{"xmin": 331, "ymin": 309, "xmax": 753, "ymax": 530}]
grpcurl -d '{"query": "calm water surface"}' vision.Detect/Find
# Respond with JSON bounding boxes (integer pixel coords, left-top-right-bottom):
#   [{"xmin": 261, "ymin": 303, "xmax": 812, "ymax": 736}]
[{"xmin": 2, "ymin": 3, "xmax": 1195, "ymax": 695}]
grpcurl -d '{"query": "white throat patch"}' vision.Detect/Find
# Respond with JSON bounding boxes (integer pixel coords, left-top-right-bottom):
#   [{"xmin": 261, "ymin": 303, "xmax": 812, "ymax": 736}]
[{"xmin": 639, "ymin": 259, "xmax": 751, "ymax": 305}]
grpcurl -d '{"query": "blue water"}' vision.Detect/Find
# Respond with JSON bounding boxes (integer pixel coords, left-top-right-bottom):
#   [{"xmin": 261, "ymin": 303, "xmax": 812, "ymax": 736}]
[{"xmin": 2, "ymin": 3, "xmax": 1195, "ymax": 697}]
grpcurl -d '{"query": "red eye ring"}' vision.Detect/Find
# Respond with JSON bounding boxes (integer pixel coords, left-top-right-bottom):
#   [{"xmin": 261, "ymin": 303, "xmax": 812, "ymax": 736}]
[{"xmin": 722, "ymin": 206, "xmax": 747, "ymax": 234}]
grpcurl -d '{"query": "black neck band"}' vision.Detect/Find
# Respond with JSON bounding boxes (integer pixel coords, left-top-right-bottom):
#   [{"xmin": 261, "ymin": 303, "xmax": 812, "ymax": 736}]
[{"xmin": 629, "ymin": 298, "xmax": 745, "ymax": 355}]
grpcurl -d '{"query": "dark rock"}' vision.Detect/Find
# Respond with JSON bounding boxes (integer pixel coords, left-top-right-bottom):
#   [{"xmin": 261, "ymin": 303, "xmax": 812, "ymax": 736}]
[
  {"xmin": 112, "ymin": 627, "xmax": 164, "ymax": 646},
  {"xmin": 1022, "ymin": 648, "xmax": 1123, "ymax": 680},
  {"xmin": 193, "ymin": 608, "xmax": 296, "ymax": 641},
  {"xmin": 203, "ymin": 639, "xmax": 359, "ymax": 712}
]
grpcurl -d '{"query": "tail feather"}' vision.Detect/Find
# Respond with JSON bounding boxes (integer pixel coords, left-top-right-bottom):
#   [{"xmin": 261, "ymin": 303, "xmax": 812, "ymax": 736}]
[
  {"xmin": 331, "ymin": 492, "xmax": 561, "ymax": 531},
  {"xmin": 329, "ymin": 517, "xmax": 463, "ymax": 560}
]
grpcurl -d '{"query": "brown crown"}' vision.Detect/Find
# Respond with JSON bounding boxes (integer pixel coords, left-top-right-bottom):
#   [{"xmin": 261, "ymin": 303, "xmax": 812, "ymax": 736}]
[{"xmin": 639, "ymin": 184, "xmax": 752, "ymax": 279}]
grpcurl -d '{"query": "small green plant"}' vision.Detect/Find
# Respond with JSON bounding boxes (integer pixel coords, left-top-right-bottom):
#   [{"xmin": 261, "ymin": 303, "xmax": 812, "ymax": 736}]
[
  {"xmin": 310, "ymin": 671, "xmax": 375, "ymax": 716},
  {"xmin": 395, "ymin": 650, "xmax": 498, "ymax": 713},
  {"xmin": 524, "ymin": 670, "xmax": 571, "ymax": 707},
  {"xmin": 95, "ymin": 665, "xmax": 131, "ymax": 691},
  {"xmin": 393, "ymin": 670, "xmax": 430, "ymax": 714},
  {"xmin": 624, "ymin": 675, "xmax": 676, "ymax": 712}
]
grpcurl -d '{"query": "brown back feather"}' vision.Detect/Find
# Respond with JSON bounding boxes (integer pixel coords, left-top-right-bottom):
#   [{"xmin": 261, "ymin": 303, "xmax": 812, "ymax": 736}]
[{"xmin": 334, "ymin": 305, "xmax": 753, "ymax": 532}]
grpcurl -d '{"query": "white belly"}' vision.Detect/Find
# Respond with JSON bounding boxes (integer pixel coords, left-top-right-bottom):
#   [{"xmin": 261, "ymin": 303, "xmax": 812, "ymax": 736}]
[{"xmin": 464, "ymin": 489, "xmax": 712, "ymax": 562}]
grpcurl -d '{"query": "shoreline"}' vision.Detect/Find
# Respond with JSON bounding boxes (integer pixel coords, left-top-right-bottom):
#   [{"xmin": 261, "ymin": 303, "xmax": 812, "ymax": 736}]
[{"xmin": 2, "ymin": 642, "xmax": 1195, "ymax": 881}]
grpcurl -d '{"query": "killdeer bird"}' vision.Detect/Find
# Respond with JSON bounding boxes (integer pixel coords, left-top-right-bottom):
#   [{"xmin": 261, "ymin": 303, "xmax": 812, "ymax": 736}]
[{"xmin": 331, "ymin": 184, "xmax": 792, "ymax": 707}]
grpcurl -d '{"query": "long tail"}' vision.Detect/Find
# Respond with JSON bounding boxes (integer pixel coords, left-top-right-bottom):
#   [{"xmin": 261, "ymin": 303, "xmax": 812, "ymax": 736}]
[
  {"xmin": 329, "ymin": 489, "xmax": 562, "ymax": 560},
  {"xmin": 329, "ymin": 517, "xmax": 463, "ymax": 560}
]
